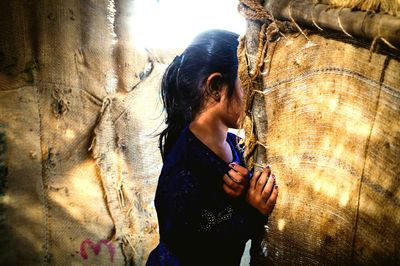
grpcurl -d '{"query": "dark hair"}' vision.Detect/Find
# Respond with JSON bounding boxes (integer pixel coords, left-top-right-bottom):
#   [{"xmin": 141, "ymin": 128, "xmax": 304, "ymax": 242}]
[{"xmin": 159, "ymin": 29, "xmax": 240, "ymax": 160}]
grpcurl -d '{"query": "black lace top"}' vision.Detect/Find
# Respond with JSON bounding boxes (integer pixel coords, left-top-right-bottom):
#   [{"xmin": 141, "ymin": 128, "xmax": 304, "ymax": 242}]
[{"xmin": 146, "ymin": 126, "xmax": 267, "ymax": 266}]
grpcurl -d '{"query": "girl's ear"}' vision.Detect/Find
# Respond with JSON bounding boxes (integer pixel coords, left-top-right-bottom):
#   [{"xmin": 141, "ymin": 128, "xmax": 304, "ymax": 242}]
[{"xmin": 206, "ymin": 72, "xmax": 223, "ymax": 102}]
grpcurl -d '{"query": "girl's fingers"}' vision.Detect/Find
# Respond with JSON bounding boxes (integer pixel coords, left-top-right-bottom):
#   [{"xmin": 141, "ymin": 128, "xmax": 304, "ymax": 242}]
[
  {"xmin": 255, "ymin": 172, "xmax": 268, "ymax": 194},
  {"xmin": 223, "ymin": 174, "xmax": 242, "ymax": 191},
  {"xmin": 227, "ymin": 169, "xmax": 247, "ymax": 185},
  {"xmin": 264, "ymin": 165, "xmax": 272, "ymax": 177},
  {"xmin": 261, "ymin": 174, "xmax": 275, "ymax": 201},
  {"xmin": 250, "ymin": 170, "xmax": 262, "ymax": 190},
  {"xmin": 265, "ymin": 185, "xmax": 279, "ymax": 212},
  {"xmin": 228, "ymin": 162, "xmax": 249, "ymax": 177},
  {"xmin": 255, "ymin": 166, "xmax": 271, "ymax": 193},
  {"xmin": 223, "ymin": 183, "xmax": 239, "ymax": 198},
  {"xmin": 250, "ymin": 165, "xmax": 272, "ymax": 191}
]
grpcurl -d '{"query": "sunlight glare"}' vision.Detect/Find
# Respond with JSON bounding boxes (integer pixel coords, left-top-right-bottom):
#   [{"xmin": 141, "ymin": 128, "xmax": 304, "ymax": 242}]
[
  {"xmin": 278, "ymin": 218, "xmax": 286, "ymax": 231},
  {"xmin": 131, "ymin": 0, "xmax": 246, "ymax": 49}
]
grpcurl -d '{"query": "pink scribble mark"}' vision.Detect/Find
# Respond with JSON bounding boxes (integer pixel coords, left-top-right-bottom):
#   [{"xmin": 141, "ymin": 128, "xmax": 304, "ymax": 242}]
[{"xmin": 80, "ymin": 239, "xmax": 115, "ymax": 262}]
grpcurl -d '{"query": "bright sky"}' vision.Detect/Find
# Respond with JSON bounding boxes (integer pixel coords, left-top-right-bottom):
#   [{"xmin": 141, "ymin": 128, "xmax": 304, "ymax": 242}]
[{"xmin": 131, "ymin": 0, "xmax": 246, "ymax": 49}]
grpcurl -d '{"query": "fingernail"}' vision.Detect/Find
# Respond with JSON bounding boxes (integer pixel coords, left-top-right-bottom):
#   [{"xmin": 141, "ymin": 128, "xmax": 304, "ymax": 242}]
[
  {"xmin": 266, "ymin": 164, "xmax": 272, "ymax": 169},
  {"xmin": 229, "ymin": 162, "xmax": 236, "ymax": 168}
]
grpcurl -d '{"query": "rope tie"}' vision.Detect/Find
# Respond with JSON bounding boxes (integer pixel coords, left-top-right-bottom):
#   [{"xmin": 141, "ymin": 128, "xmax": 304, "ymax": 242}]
[
  {"xmin": 369, "ymin": 15, "xmax": 399, "ymax": 60},
  {"xmin": 238, "ymin": 0, "xmax": 273, "ymax": 22},
  {"xmin": 256, "ymin": 140, "xmax": 269, "ymax": 149},
  {"xmin": 337, "ymin": 7, "xmax": 353, "ymax": 38},
  {"xmin": 289, "ymin": 0, "xmax": 311, "ymax": 42},
  {"xmin": 237, "ymin": 0, "xmax": 293, "ymax": 169},
  {"xmin": 253, "ymin": 162, "xmax": 268, "ymax": 169},
  {"xmin": 377, "ymin": 16, "xmax": 399, "ymax": 51},
  {"xmin": 249, "ymin": 23, "xmax": 268, "ymax": 78},
  {"xmin": 311, "ymin": 3, "xmax": 324, "ymax": 31}
]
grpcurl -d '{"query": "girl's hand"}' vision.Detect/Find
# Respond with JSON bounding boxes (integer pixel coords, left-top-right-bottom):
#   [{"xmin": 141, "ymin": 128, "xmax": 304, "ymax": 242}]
[
  {"xmin": 222, "ymin": 162, "xmax": 249, "ymax": 198},
  {"xmin": 246, "ymin": 166, "xmax": 278, "ymax": 216}
]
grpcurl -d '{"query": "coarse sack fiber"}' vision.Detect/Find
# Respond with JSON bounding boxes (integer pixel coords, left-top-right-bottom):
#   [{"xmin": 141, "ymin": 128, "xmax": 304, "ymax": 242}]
[{"xmin": 239, "ymin": 27, "xmax": 400, "ymax": 265}]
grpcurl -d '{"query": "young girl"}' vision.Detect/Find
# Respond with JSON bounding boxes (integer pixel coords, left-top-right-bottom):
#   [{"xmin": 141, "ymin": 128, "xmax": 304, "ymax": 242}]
[{"xmin": 147, "ymin": 29, "xmax": 278, "ymax": 266}]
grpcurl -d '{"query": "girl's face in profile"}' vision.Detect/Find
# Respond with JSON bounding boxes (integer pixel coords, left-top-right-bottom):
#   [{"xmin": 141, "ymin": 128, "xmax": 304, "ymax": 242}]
[{"xmin": 224, "ymin": 78, "xmax": 244, "ymax": 129}]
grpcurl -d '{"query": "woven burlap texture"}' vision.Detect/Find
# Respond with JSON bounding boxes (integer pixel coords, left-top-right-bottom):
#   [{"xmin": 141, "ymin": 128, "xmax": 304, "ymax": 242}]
[
  {"xmin": 0, "ymin": 1, "xmax": 166, "ymax": 265},
  {"xmin": 238, "ymin": 20, "xmax": 400, "ymax": 265}
]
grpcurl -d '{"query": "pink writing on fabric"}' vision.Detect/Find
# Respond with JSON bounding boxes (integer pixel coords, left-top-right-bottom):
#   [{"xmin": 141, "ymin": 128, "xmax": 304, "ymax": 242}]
[{"xmin": 80, "ymin": 239, "xmax": 116, "ymax": 262}]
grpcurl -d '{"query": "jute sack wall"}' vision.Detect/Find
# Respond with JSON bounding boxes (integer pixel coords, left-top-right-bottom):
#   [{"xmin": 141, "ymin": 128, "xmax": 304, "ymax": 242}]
[
  {"xmin": 238, "ymin": 0, "xmax": 400, "ymax": 265},
  {"xmin": 0, "ymin": 0, "xmax": 166, "ymax": 264}
]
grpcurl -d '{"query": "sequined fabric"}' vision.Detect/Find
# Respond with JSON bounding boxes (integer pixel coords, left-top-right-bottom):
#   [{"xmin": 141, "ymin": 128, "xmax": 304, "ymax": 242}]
[{"xmin": 146, "ymin": 126, "xmax": 267, "ymax": 266}]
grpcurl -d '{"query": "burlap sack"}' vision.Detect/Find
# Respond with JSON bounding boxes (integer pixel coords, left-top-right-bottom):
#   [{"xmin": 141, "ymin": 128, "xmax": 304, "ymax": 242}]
[
  {"xmin": 238, "ymin": 1, "xmax": 400, "ymax": 264},
  {"xmin": 0, "ymin": 0, "xmax": 168, "ymax": 265}
]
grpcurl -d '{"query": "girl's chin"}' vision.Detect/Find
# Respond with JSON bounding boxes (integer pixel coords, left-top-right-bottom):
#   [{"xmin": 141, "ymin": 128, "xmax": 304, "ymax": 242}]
[{"xmin": 229, "ymin": 119, "xmax": 241, "ymax": 129}]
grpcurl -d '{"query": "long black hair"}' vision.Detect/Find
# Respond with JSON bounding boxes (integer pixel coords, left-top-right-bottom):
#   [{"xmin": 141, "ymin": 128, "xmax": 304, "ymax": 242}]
[{"xmin": 159, "ymin": 29, "xmax": 240, "ymax": 160}]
